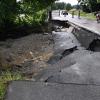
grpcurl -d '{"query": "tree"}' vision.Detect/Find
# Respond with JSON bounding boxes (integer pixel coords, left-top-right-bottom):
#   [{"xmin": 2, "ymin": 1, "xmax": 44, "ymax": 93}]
[
  {"xmin": 0, "ymin": 0, "xmax": 56, "ymax": 26},
  {"xmin": 97, "ymin": 0, "xmax": 100, "ymax": 3},
  {"xmin": 52, "ymin": 2, "xmax": 72, "ymax": 10},
  {"xmin": 52, "ymin": 2, "xmax": 66, "ymax": 10},
  {"xmin": 66, "ymin": 3, "xmax": 72, "ymax": 11},
  {"xmin": 0, "ymin": 0, "xmax": 17, "ymax": 25},
  {"xmin": 0, "ymin": 0, "xmax": 56, "ymax": 39},
  {"xmin": 0, "ymin": 0, "xmax": 18, "ymax": 35},
  {"xmin": 78, "ymin": 0, "xmax": 99, "ymax": 12}
]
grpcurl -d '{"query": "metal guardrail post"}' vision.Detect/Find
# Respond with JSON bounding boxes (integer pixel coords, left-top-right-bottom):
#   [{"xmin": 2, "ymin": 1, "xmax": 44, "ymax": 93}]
[
  {"xmin": 72, "ymin": 11, "xmax": 74, "ymax": 18},
  {"xmin": 59, "ymin": 9, "xmax": 60, "ymax": 16},
  {"xmin": 78, "ymin": 10, "xmax": 80, "ymax": 19}
]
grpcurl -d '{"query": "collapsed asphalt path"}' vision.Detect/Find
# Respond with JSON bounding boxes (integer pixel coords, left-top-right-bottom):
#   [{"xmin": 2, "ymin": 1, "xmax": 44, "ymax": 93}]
[
  {"xmin": 5, "ymin": 27, "xmax": 100, "ymax": 100},
  {"xmin": 47, "ymin": 27, "xmax": 85, "ymax": 64}
]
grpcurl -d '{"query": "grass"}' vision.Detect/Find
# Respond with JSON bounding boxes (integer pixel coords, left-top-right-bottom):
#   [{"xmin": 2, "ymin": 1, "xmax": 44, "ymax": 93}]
[
  {"xmin": 79, "ymin": 11, "xmax": 96, "ymax": 20},
  {"xmin": 0, "ymin": 71, "xmax": 25, "ymax": 100},
  {"xmin": 69, "ymin": 9, "xmax": 96, "ymax": 20},
  {"xmin": 0, "ymin": 82, "xmax": 6, "ymax": 100}
]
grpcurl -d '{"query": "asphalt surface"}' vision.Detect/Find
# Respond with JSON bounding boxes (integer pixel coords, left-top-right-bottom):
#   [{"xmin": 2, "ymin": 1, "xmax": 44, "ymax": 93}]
[
  {"xmin": 52, "ymin": 10, "xmax": 100, "ymax": 36},
  {"xmin": 53, "ymin": 31, "xmax": 76, "ymax": 53},
  {"xmin": 47, "ymin": 28, "xmax": 85, "ymax": 64},
  {"xmin": 5, "ymin": 81, "xmax": 100, "ymax": 100},
  {"xmin": 47, "ymin": 52, "xmax": 100, "ymax": 85},
  {"xmin": 34, "ymin": 49, "xmax": 91, "ymax": 82},
  {"xmin": 52, "ymin": 31, "xmax": 84, "ymax": 53}
]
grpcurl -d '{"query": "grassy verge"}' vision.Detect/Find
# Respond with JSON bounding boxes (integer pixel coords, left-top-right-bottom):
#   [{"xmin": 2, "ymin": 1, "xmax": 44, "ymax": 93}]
[
  {"xmin": 69, "ymin": 9, "xmax": 96, "ymax": 20},
  {"xmin": 0, "ymin": 82, "xmax": 6, "ymax": 100},
  {"xmin": 0, "ymin": 71, "xmax": 25, "ymax": 100},
  {"xmin": 80, "ymin": 11, "xmax": 96, "ymax": 20}
]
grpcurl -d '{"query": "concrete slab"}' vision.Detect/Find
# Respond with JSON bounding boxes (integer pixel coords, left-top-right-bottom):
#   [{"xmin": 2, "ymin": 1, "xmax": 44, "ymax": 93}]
[
  {"xmin": 73, "ymin": 28, "xmax": 95, "ymax": 49},
  {"xmin": 5, "ymin": 81, "xmax": 100, "ymax": 100},
  {"xmin": 53, "ymin": 31, "xmax": 77, "ymax": 54},
  {"xmin": 49, "ymin": 30, "xmax": 85, "ymax": 64},
  {"xmin": 47, "ymin": 52, "xmax": 100, "ymax": 85},
  {"xmin": 34, "ymin": 50, "xmax": 91, "ymax": 82}
]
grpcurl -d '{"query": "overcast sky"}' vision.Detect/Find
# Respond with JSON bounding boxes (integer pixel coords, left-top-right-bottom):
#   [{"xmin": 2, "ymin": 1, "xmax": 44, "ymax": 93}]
[
  {"xmin": 57, "ymin": 0, "xmax": 78, "ymax": 5},
  {"xmin": 17, "ymin": 0, "xmax": 78, "ymax": 5}
]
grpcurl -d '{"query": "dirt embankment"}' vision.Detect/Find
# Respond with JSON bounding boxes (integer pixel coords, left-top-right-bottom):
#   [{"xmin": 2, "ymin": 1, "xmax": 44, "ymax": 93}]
[{"xmin": 0, "ymin": 33, "xmax": 54, "ymax": 76}]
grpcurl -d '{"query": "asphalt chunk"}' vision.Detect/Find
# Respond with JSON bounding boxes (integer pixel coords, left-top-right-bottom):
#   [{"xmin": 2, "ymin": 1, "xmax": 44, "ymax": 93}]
[{"xmin": 5, "ymin": 81, "xmax": 100, "ymax": 100}]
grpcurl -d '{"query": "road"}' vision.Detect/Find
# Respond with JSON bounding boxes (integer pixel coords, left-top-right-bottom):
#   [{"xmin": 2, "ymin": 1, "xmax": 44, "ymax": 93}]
[{"xmin": 52, "ymin": 10, "xmax": 100, "ymax": 36}]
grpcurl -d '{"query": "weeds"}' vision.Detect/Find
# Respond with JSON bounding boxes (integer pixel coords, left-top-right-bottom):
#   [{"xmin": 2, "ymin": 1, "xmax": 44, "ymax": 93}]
[
  {"xmin": 0, "ymin": 71, "xmax": 24, "ymax": 100},
  {"xmin": 69, "ymin": 10, "xmax": 96, "ymax": 20},
  {"xmin": 0, "ymin": 82, "xmax": 6, "ymax": 100}
]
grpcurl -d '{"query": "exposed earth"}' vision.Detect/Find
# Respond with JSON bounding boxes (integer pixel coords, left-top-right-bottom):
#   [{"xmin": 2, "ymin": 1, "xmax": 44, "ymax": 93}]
[{"xmin": 0, "ymin": 33, "xmax": 54, "ymax": 77}]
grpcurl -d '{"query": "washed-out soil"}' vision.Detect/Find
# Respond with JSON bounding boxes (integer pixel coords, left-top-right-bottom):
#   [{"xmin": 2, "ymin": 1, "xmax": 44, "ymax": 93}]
[{"xmin": 0, "ymin": 33, "xmax": 54, "ymax": 78}]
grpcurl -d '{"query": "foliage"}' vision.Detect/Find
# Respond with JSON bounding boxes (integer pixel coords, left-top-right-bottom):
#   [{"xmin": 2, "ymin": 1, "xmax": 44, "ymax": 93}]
[
  {"xmin": 0, "ymin": 0, "xmax": 17, "ymax": 33},
  {"xmin": 0, "ymin": 71, "xmax": 24, "ymax": 100},
  {"xmin": 52, "ymin": 2, "xmax": 66, "ymax": 10},
  {"xmin": 0, "ymin": 71, "xmax": 24, "ymax": 82},
  {"xmin": 52, "ymin": 2, "xmax": 72, "ymax": 10},
  {"xmin": 17, "ymin": 0, "xmax": 55, "ymax": 24},
  {"xmin": 66, "ymin": 3, "xmax": 72, "ymax": 11},
  {"xmin": 79, "ymin": 11, "xmax": 96, "ymax": 20},
  {"xmin": 78, "ymin": 0, "xmax": 100, "ymax": 12},
  {"xmin": 69, "ymin": 9, "xmax": 96, "ymax": 20},
  {"xmin": 0, "ymin": 82, "xmax": 6, "ymax": 100},
  {"xmin": 0, "ymin": 0, "xmax": 56, "ymax": 37},
  {"xmin": 0, "ymin": 0, "xmax": 17, "ymax": 24},
  {"xmin": 97, "ymin": 0, "xmax": 100, "ymax": 2}
]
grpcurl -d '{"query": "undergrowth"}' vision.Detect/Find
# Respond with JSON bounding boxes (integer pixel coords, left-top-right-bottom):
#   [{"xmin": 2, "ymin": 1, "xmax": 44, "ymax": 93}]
[{"xmin": 0, "ymin": 71, "xmax": 24, "ymax": 100}]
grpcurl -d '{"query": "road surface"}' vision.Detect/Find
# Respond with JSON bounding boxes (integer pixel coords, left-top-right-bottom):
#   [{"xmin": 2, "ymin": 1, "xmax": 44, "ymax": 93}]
[{"xmin": 52, "ymin": 10, "xmax": 100, "ymax": 36}]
